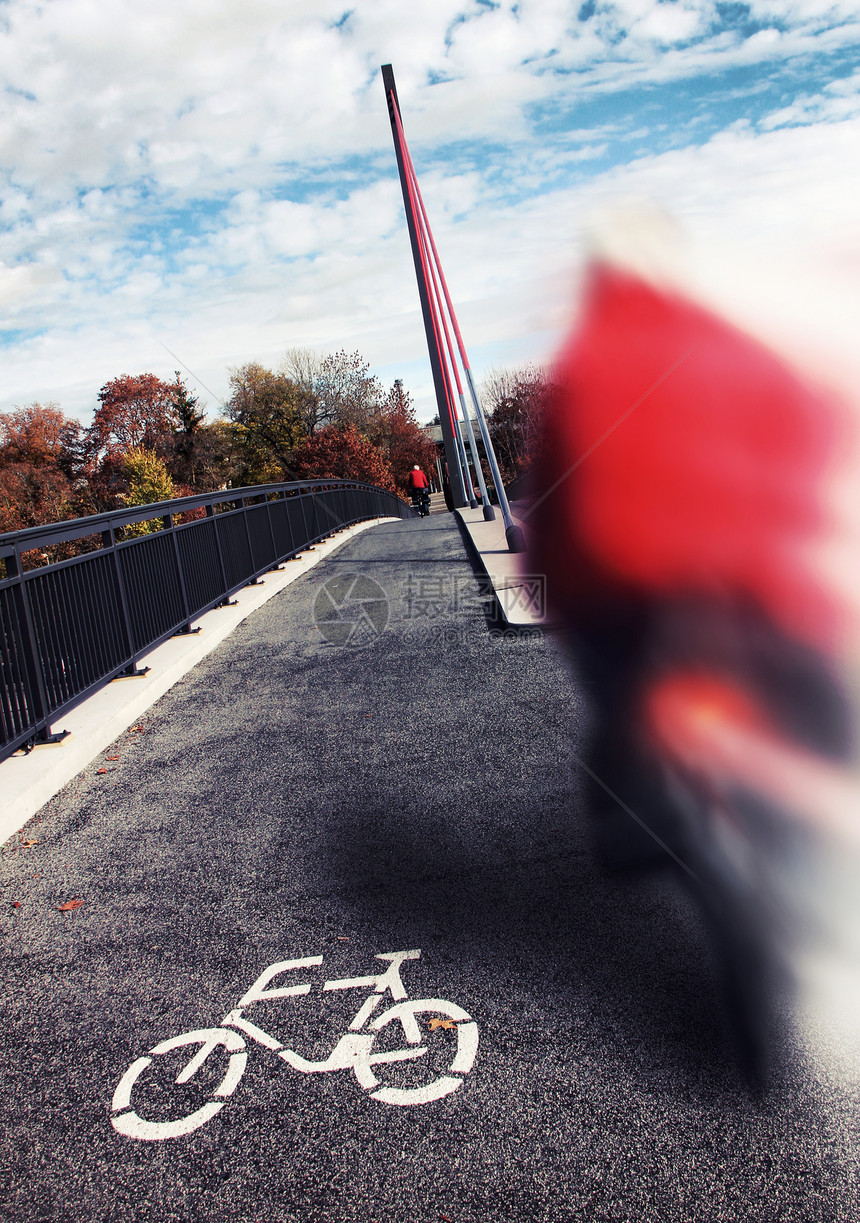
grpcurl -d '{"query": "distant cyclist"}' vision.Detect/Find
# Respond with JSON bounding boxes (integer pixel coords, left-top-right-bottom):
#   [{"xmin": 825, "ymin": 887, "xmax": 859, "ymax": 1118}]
[
  {"xmin": 407, "ymin": 465, "xmax": 431, "ymax": 517},
  {"xmin": 407, "ymin": 465, "xmax": 428, "ymax": 493}
]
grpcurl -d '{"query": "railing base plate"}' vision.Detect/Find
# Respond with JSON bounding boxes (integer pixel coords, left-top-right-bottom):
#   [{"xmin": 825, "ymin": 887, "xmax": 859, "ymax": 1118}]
[{"xmin": 17, "ymin": 728, "xmax": 71, "ymax": 754}]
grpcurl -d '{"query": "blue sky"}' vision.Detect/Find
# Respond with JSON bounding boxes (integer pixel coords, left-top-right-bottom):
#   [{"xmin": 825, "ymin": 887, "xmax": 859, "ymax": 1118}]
[{"xmin": 1, "ymin": 0, "xmax": 858, "ymax": 423}]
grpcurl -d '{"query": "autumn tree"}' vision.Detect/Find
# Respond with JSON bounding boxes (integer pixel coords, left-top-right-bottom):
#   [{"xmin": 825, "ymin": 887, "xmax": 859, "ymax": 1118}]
[
  {"xmin": 162, "ymin": 372, "xmax": 235, "ymax": 492},
  {"xmin": 0, "ymin": 401, "xmax": 82, "ymax": 477},
  {"xmin": 0, "ymin": 402, "xmax": 85, "ymax": 533},
  {"xmin": 0, "ymin": 465, "xmax": 73, "ymax": 535},
  {"xmin": 370, "ymin": 379, "xmax": 437, "ymax": 497},
  {"xmin": 313, "ymin": 350, "xmax": 385, "ymax": 434},
  {"xmin": 118, "ymin": 449, "xmax": 175, "ymax": 536},
  {"xmin": 483, "ymin": 365, "xmax": 555, "ymax": 485},
  {"xmin": 290, "ymin": 424, "xmax": 397, "ymax": 491},
  {"xmin": 281, "ymin": 348, "xmax": 387, "ymax": 436},
  {"xmin": 282, "ymin": 347, "xmax": 326, "ymax": 435},
  {"xmin": 280, "ymin": 350, "xmax": 431, "ymax": 495},
  {"xmin": 168, "ymin": 372, "xmax": 204, "ymax": 485},
  {"xmin": 89, "ymin": 373, "xmax": 177, "ymax": 463},
  {"xmin": 225, "ymin": 362, "xmax": 307, "ymax": 485},
  {"xmin": 179, "ymin": 420, "xmax": 238, "ymax": 493},
  {"xmin": 222, "ymin": 350, "xmax": 424, "ymax": 495}
]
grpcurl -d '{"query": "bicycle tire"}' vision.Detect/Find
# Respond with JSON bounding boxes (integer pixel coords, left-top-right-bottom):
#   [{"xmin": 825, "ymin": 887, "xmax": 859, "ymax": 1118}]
[
  {"xmin": 111, "ymin": 1027, "xmax": 247, "ymax": 1141},
  {"xmin": 366, "ymin": 998, "xmax": 478, "ymax": 1105}
]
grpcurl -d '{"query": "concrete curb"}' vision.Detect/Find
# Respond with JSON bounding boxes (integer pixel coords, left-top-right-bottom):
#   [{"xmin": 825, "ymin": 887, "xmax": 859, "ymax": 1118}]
[
  {"xmin": 454, "ymin": 506, "xmax": 555, "ymax": 629},
  {"xmin": 0, "ymin": 517, "xmax": 400, "ymax": 846}
]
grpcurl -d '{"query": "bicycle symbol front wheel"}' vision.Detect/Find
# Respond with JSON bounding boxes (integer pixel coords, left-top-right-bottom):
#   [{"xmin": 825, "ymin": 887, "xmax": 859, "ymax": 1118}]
[
  {"xmin": 111, "ymin": 1027, "xmax": 247, "ymax": 1141},
  {"xmin": 365, "ymin": 998, "xmax": 479, "ymax": 1106}
]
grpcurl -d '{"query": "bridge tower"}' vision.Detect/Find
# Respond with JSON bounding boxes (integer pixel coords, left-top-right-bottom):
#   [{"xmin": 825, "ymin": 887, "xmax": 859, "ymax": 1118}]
[{"xmin": 381, "ymin": 64, "xmax": 468, "ymax": 509}]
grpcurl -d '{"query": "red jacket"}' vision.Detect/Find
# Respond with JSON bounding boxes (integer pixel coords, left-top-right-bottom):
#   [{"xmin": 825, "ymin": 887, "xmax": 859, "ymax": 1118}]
[
  {"xmin": 408, "ymin": 469, "xmax": 429, "ymax": 490},
  {"xmin": 530, "ymin": 261, "xmax": 841, "ymax": 652}
]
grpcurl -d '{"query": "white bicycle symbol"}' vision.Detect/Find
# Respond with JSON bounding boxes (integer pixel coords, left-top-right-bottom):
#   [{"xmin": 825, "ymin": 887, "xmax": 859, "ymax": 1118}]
[{"xmin": 111, "ymin": 949, "xmax": 479, "ymax": 1141}]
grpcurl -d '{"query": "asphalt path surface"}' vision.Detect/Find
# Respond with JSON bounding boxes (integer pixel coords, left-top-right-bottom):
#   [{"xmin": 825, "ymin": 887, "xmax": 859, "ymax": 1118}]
[{"xmin": 2, "ymin": 514, "xmax": 858, "ymax": 1222}]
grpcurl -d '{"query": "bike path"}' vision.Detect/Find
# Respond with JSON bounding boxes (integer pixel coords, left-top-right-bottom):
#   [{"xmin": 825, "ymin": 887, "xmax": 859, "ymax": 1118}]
[
  {"xmin": 0, "ymin": 516, "xmax": 401, "ymax": 842},
  {"xmin": 1, "ymin": 514, "xmax": 858, "ymax": 1222}
]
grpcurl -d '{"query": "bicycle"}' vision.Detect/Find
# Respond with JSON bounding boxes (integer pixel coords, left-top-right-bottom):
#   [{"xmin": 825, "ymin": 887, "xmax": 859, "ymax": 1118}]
[
  {"xmin": 110, "ymin": 949, "xmax": 479, "ymax": 1141},
  {"xmin": 410, "ymin": 488, "xmax": 431, "ymax": 517}
]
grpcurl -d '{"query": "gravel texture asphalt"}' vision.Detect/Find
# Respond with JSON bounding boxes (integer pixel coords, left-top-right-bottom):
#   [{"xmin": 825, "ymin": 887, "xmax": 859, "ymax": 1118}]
[{"xmin": 1, "ymin": 513, "xmax": 858, "ymax": 1222}]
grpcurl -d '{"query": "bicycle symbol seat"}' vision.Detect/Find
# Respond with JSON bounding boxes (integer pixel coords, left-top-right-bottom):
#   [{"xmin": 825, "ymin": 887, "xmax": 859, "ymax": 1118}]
[{"xmin": 111, "ymin": 949, "xmax": 479, "ymax": 1141}]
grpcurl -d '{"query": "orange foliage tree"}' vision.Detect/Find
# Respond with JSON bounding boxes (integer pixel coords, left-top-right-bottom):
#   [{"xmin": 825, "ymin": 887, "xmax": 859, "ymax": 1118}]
[
  {"xmin": 0, "ymin": 403, "xmax": 83, "ymax": 533},
  {"xmin": 290, "ymin": 424, "xmax": 397, "ymax": 492},
  {"xmin": 372, "ymin": 379, "xmax": 437, "ymax": 496},
  {"xmin": 88, "ymin": 373, "xmax": 177, "ymax": 463}
]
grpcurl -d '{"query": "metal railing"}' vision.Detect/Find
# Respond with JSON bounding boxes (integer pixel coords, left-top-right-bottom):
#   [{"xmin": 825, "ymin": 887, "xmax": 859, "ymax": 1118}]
[{"xmin": 0, "ymin": 479, "xmax": 411, "ymax": 762}]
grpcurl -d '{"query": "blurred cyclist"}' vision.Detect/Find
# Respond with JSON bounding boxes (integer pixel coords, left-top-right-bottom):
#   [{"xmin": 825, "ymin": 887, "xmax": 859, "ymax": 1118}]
[{"xmin": 528, "ymin": 220, "xmax": 859, "ymax": 1083}]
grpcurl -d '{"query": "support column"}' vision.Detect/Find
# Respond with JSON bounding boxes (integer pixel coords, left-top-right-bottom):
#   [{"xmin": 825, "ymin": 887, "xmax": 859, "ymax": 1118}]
[{"xmin": 381, "ymin": 64, "xmax": 466, "ymax": 509}]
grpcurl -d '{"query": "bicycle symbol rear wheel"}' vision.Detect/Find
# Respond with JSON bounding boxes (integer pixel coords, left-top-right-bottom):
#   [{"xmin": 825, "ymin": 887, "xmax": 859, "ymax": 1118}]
[{"xmin": 111, "ymin": 1027, "xmax": 247, "ymax": 1141}]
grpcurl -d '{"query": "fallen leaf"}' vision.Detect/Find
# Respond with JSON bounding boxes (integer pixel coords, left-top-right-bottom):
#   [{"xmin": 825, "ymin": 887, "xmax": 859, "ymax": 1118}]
[
  {"xmin": 107, "ymin": 755, "xmax": 120, "ymax": 761},
  {"xmin": 337, "ymin": 936, "xmax": 351, "ymax": 941},
  {"xmin": 130, "ymin": 725, "xmax": 144, "ymax": 732},
  {"xmin": 18, "ymin": 839, "xmax": 38, "ymax": 848},
  {"xmin": 96, "ymin": 768, "xmax": 109, "ymax": 775},
  {"xmin": 427, "ymin": 1018, "xmax": 457, "ymax": 1031},
  {"xmin": 58, "ymin": 898, "xmax": 84, "ymax": 912},
  {"xmin": 12, "ymin": 901, "xmax": 21, "ymax": 909}
]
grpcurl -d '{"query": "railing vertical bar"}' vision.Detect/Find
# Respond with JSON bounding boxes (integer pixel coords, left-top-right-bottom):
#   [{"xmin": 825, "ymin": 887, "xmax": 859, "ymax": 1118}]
[
  {"xmin": 105, "ymin": 527, "xmax": 138, "ymax": 671},
  {"xmin": 240, "ymin": 496, "xmax": 256, "ymax": 577},
  {"xmin": 264, "ymin": 495, "xmax": 278, "ymax": 564},
  {"xmin": 2, "ymin": 583, "xmax": 32, "ymax": 742},
  {"xmin": 300, "ymin": 490, "xmax": 312, "ymax": 544},
  {"xmin": 11, "ymin": 549, "xmax": 50, "ymax": 738},
  {"xmin": 165, "ymin": 513, "xmax": 193, "ymax": 631},
  {"xmin": 281, "ymin": 491, "xmax": 295, "ymax": 557},
  {"xmin": 206, "ymin": 504, "xmax": 230, "ymax": 599},
  {"xmin": 76, "ymin": 560, "xmax": 97, "ymax": 688},
  {"xmin": 55, "ymin": 569, "xmax": 76, "ymax": 701}
]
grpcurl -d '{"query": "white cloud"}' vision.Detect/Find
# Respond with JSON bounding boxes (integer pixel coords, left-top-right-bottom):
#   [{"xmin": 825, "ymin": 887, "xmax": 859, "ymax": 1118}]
[
  {"xmin": 1, "ymin": 0, "xmax": 858, "ymax": 423},
  {"xmin": 636, "ymin": 4, "xmax": 705, "ymax": 45},
  {"xmin": 761, "ymin": 69, "xmax": 860, "ymax": 127}
]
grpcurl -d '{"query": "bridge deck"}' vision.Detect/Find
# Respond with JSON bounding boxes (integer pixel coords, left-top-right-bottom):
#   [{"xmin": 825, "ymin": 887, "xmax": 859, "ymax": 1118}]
[{"xmin": 1, "ymin": 513, "xmax": 856, "ymax": 1222}]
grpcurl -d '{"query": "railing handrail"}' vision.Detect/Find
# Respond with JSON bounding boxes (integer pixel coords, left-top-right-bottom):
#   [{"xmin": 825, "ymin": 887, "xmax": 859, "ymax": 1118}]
[
  {"xmin": 0, "ymin": 477, "xmax": 399, "ymax": 558},
  {"xmin": 0, "ymin": 478, "xmax": 412, "ymax": 761}
]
